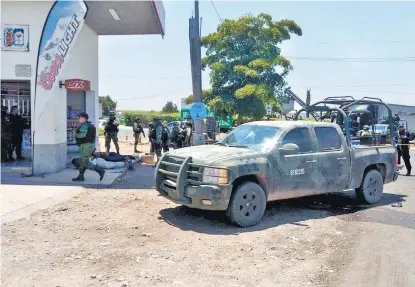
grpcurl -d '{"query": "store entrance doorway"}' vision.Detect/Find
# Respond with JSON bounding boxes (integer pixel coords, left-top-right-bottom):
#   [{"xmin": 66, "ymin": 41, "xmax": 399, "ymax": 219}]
[
  {"xmin": 66, "ymin": 90, "xmax": 86, "ymax": 153},
  {"xmin": 1, "ymin": 80, "xmax": 31, "ymax": 170}
]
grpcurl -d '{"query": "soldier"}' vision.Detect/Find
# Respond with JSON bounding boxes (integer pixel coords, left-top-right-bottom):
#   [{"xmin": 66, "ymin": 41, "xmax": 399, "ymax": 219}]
[
  {"xmin": 9, "ymin": 105, "xmax": 25, "ymax": 160},
  {"xmin": 1, "ymin": 106, "xmax": 13, "ymax": 162},
  {"xmin": 133, "ymin": 117, "xmax": 145, "ymax": 153},
  {"xmin": 162, "ymin": 121, "xmax": 170, "ymax": 153},
  {"xmin": 104, "ymin": 111, "xmax": 120, "ymax": 154},
  {"xmin": 148, "ymin": 120, "xmax": 155, "ymax": 153},
  {"xmin": 359, "ymin": 125, "xmax": 372, "ymax": 137},
  {"xmin": 72, "ymin": 112, "xmax": 105, "ymax": 181},
  {"xmin": 170, "ymin": 122, "xmax": 183, "ymax": 149},
  {"xmin": 398, "ymin": 123, "xmax": 411, "ymax": 176},
  {"xmin": 150, "ymin": 118, "xmax": 163, "ymax": 162},
  {"xmin": 183, "ymin": 121, "xmax": 192, "ymax": 147}
]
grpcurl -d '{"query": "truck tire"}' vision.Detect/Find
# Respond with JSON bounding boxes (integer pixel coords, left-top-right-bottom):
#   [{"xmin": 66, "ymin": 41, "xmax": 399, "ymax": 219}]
[
  {"xmin": 226, "ymin": 182, "xmax": 266, "ymax": 227},
  {"xmin": 380, "ymin": 136, "xmax": 386, "ymax": 144},
  {"xmin": 355, "ymin": 169, "xmax": 383, "ymax": 204}
]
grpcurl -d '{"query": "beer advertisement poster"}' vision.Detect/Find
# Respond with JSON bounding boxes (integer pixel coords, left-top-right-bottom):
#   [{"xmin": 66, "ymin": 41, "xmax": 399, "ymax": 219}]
[
  {"xmin": 1, "ymin": 24, "xmax": 30, "ymax": 52},
  {"xmin": 34, "ymin": 0, "xmax": 88, "ymax": 145}
]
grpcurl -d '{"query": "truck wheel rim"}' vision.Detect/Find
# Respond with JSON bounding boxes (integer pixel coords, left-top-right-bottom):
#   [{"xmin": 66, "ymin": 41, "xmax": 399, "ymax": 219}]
[
  {"xmin": 237, "ymin": 190, "xmax": 260, "ymax": 219},
  {"xmin": 365, "ymin": 174, "xmax": 382, "ymax": 199}
]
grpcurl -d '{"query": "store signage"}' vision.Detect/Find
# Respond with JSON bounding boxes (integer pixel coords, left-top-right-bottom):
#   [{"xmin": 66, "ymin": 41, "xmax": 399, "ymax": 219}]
[
  {"xmin": 36, "ymin": 0, "xmax": 88, "ymax": 93},
  {"xmin": 15, "ymin": 65, "xmax": 31, "ymax": 77},
  {"xmin": 65, "ymin": 79, "xmax": 90, "ymax": 91},
  {"xmin": 1, "ymin": 24, "xmax": 30, "ymax": 52}
]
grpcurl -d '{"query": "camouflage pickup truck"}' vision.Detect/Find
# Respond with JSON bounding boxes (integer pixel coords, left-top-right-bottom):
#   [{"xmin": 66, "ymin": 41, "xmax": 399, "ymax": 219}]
[{"xmin": 155, "ymin": 121, "xmax": 399, "ymax": 227}]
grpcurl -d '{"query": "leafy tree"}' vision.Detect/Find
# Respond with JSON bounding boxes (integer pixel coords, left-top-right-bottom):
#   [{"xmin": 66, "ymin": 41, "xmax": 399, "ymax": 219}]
[
  {"xmin": 99, "ymin": 95, "xmax": 117, "ymax": 116},
  {"xmin": 161, "ymin": 101, "xmax": 179, "ymax": 113},
  {"xmin": 195, "ymin": 13, "xmax": 301, "ymax": 119}
]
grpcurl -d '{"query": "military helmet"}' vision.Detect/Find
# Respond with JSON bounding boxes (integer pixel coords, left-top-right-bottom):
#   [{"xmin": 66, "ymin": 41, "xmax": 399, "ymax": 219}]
[
  {"xmin": 78, "ymin": 112, "xmax": 89, "ymax": 119},
  {"xmin": 1, "ymin": 105, "xmax": 8, "ymax": 113},
  {"xmin": 135, "ymin": 117, "xmax": 140, "ymax": 121},
  {"xmin": 363, "ymin": 125, "xmax": 369, "ymax": 130},
  {"xmin": 109, "ymin": 111, "xmax": 115, "ymax": 116}
]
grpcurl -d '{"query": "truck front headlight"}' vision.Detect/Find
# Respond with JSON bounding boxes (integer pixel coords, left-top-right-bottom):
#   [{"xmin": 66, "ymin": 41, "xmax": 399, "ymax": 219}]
[{"xmin": 202, "ymin": 167, "xmax": 229, "ymax": 184}]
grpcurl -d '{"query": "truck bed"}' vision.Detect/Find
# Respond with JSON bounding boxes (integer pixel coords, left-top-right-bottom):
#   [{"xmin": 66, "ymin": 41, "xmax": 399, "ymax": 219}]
[{"xmin": 348, "ymin": 144, "xmax": 397, "ymax": 189}]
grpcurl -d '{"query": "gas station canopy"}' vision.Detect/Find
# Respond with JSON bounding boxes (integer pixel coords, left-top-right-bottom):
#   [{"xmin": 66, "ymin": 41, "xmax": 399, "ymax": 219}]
[{"xmin": 85, "ymin": 1, "xmax": 165, "ymax": 36}]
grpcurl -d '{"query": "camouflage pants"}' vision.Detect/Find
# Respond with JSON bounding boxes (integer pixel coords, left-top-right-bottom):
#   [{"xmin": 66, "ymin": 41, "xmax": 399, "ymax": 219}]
[
  {"xmin": 79, "ymin": 143, "xmax": 95, "ymax": 171},
  {"xmin": 134, "ymin": 133, "xmax": 141, "ymax": 145},
  {"xmin": 153, "ymin": 142, "xmax": 162, "ymax": 162},
  {"xmin": 105, "ymin": 132, "xmax": 119, "ymax": 152}
]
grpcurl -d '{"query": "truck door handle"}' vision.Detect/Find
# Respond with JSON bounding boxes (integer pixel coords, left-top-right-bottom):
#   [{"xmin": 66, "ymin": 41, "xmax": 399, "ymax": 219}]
[
  {"xmin": 306, "ymin": 160, "xmax": 317, "ymax": 163},
  {"xmin": 337, "ymin": 157, "xmax": 348, "ymax": 160}
]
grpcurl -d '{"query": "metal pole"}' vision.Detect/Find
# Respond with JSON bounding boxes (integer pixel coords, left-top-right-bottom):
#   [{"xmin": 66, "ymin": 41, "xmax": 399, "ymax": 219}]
[{"xmin": 189, "ymin": 0, "xmax": 204, "ymax": 145}]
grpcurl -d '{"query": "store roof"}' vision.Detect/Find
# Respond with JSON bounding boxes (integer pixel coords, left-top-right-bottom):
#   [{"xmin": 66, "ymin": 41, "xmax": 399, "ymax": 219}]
[{"xmin": 85, "ymin": 0, "xmax": 165, "ymax": 36}]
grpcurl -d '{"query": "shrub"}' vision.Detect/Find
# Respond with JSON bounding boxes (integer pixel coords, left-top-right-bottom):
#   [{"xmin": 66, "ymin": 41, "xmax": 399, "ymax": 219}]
[{"xmin": 122, "ymin": 111, "xmax": 180, "ymax": 126}]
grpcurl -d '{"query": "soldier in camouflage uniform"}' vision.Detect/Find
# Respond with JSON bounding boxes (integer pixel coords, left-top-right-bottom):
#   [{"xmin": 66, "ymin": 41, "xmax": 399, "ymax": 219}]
[
  {"xmin": 359, "ymin": 125, "xmax": 372, "ymax": 137},
  {"xmin": 133, "ymin": 117, "xmax": 145, "ymax": 153},
  {"xmin": 1, "ymin": 106, "xmax": 13, "ymax": 162},
  {"xmin": 148, "ymin": 120, "xmax": 155, "ymax": 153},
  {"xmin": 73, "ymin": 112, "xmax": 106, "ymax": 181},
  {"xmin": 104, "ymin": 111, "xmax": 120, "ymax": 154},
  {"xmin": 150, "ymin": 118, "xmax": 163, "ymax": 162}
]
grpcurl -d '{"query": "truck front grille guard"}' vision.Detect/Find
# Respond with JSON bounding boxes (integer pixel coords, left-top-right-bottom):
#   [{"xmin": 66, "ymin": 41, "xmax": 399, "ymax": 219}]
[{"xmin": 156, "ymin": 155, "xmax": 203, "ymax": 199}]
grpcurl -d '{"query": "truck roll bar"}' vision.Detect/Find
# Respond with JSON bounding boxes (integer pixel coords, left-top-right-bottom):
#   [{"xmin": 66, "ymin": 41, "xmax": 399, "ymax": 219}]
[{"xmin": 294, "ymin": 107, "xmax": 351, "ymax": 146}]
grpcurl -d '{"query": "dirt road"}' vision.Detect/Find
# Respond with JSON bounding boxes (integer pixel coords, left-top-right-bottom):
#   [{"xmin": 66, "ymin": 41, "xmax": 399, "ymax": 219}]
[{"xmin": 1, "ymin": 151, "xmax": 414, "ymax": 287}]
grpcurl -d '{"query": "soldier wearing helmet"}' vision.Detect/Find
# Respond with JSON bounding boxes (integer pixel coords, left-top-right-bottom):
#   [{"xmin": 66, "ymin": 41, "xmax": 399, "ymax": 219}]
[
  {"xmin": 150, "ymin": 118, "xmax": 164, "ymax": 162},
  {"xmin": 104, "ymin": 111, "xmax": 120, "ymax": 154},
  {"xmin": 133, "ymin": 117, "xmax": 145, "ymax": 153},
  {"xmin": 72, "ymin": 112, "xmax": 105, "ymax": 181},
  {"xmin": 360, "ymin": 125, "xmax": 372, "ymax": 137}
]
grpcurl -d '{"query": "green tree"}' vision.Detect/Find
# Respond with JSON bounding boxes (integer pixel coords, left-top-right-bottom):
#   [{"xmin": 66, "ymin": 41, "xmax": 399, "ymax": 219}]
[
  {"xmin": 99, "ymin": 95, "xmax": 117, "ymax": 116},
  {"xmin": 197, "ymin": 13, "xmax": 302, "ymax": 119},
  {"xmin": 161, "ymin": 101, "xmax": 179, "ymax": 113}
]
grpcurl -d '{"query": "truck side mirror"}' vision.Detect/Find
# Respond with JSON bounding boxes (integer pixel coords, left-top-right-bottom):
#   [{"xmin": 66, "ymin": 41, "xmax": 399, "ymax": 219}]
[{"xmin": 279, "ymin": 143, "xmax": 300, "ymax": 156}]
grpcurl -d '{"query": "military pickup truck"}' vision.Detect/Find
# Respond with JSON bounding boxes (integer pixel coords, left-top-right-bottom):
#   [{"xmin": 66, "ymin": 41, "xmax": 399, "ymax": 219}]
[{"xmin": 155, "ymin": 121, "xmax": 399, "ymax": 227}]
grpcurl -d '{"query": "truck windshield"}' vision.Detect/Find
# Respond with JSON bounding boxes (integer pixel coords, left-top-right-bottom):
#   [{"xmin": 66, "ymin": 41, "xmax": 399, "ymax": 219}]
[
  {"xmin": 370, "ymin": 125, "xmax": 388, "ymax": 132},
  {"xmin": 219, "ymin": 125, "xmax": 281, "ymax": 152}
]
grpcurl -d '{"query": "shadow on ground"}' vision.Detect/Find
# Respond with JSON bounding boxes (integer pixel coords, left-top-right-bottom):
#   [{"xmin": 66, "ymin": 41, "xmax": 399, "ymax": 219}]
[{"xmin": 159, "ymin": 191, "xmax": 407, "ymax": 235}]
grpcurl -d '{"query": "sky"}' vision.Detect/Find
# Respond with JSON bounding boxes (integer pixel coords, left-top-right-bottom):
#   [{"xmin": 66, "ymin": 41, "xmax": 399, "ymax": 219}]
[{"xmin": 98, "ymin": 1, "xmax": 415, "ymax": 111}]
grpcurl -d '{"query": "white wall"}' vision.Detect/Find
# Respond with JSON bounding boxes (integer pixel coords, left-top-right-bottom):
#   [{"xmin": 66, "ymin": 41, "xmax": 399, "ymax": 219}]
[{"xmin": 1, "ymin": 1, "xmax": 98, "ymax": 146}]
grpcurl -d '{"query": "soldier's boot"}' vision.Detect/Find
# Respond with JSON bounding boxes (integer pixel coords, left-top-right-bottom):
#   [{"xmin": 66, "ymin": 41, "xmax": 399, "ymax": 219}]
[
  {"xmin": 72, "ymin": 169, "xmax": 85, "ymax": 181},
  {"xmin": 406, "ymin": 168, "xmax": 411, "ymax": 176},
  {"xmin": 93, "ymin": 166, "xmax": 106, "ymax": 181},
  {"xmin": 134, "ymin": 144, "xmax": 139, "ymax": 153},
  {"xmin": 115, "ymin": 142, "xmax": 120, "ymax": 155}
]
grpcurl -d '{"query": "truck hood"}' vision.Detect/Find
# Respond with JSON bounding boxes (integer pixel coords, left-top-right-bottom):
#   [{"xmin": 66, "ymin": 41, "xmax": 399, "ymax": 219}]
[{"xmin": 167, "ymin": 145, "xmax": 259, "ymax": 166}]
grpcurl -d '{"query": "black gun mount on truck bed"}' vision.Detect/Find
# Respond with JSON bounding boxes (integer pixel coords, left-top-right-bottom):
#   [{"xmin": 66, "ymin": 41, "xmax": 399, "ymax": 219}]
[{"xmin": 294, "ymin": 96, "xmax": 396, "ymax": 145}]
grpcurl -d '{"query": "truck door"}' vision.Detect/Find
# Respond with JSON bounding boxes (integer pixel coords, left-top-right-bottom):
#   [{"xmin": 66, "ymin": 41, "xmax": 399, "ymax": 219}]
[
  {"xmin": 313, "ymin": 126, "xmax": 351, "ymax": 193},
  {"xmin": 272, "ymin": 127, "xmax": 319, "ymax": 199}
]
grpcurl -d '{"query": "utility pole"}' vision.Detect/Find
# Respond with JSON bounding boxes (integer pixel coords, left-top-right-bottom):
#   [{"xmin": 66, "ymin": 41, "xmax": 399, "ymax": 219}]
[{"xmin": 189, "ymin": 0, "xmax": 204, "ymax": 145}]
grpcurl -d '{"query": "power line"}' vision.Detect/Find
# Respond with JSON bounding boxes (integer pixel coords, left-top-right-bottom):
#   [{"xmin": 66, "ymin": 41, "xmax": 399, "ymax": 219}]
[
  {"xmin": 102, "ymin": 73, "xmax": 189, "ymax": 80},
  {"xmin": 300, "ymin": 83, "xmax": 415, "ymax": 88},
  {"xmin": 113, "ymin": 85, "xmax": 190, "ymax": 101},
  {"xmin": 210, "ymin": 0, "xmax": 222, "ymax": 22},
  {"xmin": 311, "ymin": 39, "xmax": 415, "ymax": 45},
  {"xmin": 302, "ymin": 87, "xmax": 414, "ymax": 95},
  {"xmin": 285, "ymin": 56, "xmax": 415, "ymax": 62}
]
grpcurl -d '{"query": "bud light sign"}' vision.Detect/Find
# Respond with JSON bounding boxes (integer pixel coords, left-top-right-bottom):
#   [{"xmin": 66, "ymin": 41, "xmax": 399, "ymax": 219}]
[{"xmin": 36, "ymin": 1, "xmax": 88, "ymax": 91}]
